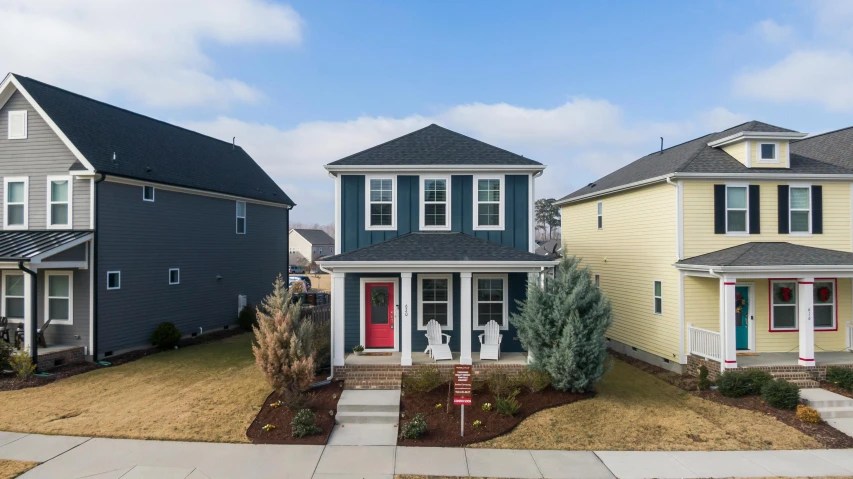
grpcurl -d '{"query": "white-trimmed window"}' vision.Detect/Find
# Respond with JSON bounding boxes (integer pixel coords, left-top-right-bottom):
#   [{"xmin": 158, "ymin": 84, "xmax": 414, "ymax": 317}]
[
  {"xmin": 814, "ymin": 280, "xmax": 836, "ymax": 330},
  {"xmin": 725, "ymin": 185, "xmax": 748, "ymax": 233},
  {"xmin": 236, "ymin": 201, "xmax": 246, "ymax": 234},
  {"xmin": 790, "ymin": 185, "xmax": 811, "ymax": 234},
  {"xmin": 418, "ymin": 274, "xmax": 453, "ymax": 330},
  {"xmin": 474, "ymin": 175, "xmax": 504, "ymax": 230},
  {"xmin": 594, "ymin": 274, "xmax": 600, "ymax": 287},
  {"xmin": 143, "ymin": 185, "xmax": 155, "ymax": 202},
  {"xmin": 474, "ymin": 274, "xmax": 508, "ymax": 330},
  {"xmin": 4, "ymin": 177, "xmax": 28, "ymax": 230},
  {"xmin": 45, "ymin": 271, "xmax": 72, "ymax": 325},
  {"xmin": 366, "ymin": 176, "xmax": 396, "ymax": 230},
  {"xmin": 107, "ymin": 271, "xmax": 121, "ymax": 290},
  {"xmin": 653, "ymin": 281, "xmax": 662, "ymax": 314},
  {"xmin": 7, "ymin": 110, "xmax": 27, "ymax": 139},
  {"xmin": 420, "ymin": 176, "xmax": 450, "ymax": 230},
  {"xmin": 597, "ymin": 201, "xmax": 603, "ymax": 229},
  {"xmin": 2, "ymin": 272, "xmax": 25, "ymax": 321},
  {"xmin": 47, "ymin": 176, "xmax": 72, "ymax": 228},
  {"xmin": 169, "ymin": 268, "xmax": 180, "ymax": 285},
  {"xmin": 771, "ymin": 280, "xmax": 797, "ymax": 330},
  {"xmin": 759, "ymin": 143, "xmax": 778, "ymax": 162}
]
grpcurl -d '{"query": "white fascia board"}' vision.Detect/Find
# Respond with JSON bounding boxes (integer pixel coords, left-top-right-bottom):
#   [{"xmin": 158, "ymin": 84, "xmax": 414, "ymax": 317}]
[
  {"xmin": 707, "ymin": 131, "xmax": 809, "ymax": 148},
  {"xmin": 105, "ymin": 175, "xmax": 292, "ymax": 209},
  {"xmin": 554, "ymin": 174, "xmax": 672, "ymax": 206},
  {"xmin": 317, "ymin": 260, "xmax": 558, "ymax": 273},
  {"xmin": 674, "ymin": 263, "xmax": 853, "ymax": 276},
  {"xmin": 324, "ymin": 164, "xmax": 546, "ymax": 175},
  {"xmin": 671, "ymin": 172, "xmax": 853, "ymax": 181}
]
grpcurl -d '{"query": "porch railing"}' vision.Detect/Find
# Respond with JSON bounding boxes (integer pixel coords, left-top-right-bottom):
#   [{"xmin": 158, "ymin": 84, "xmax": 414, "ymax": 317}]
[
  {"xmin": 847, "ymin": 321, "xmax": 853, "ymax": 351},
  {"xmin": 687, "ymin": 324, "xmax": 722, "ymax": 361}
]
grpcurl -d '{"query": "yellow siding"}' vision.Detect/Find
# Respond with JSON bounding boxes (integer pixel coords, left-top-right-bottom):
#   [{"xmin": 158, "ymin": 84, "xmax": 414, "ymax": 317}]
[
  {"xmin": 683, "ymin": 181, "xmax": 851, "ymax": 259},
  {"xmin": 684, "ymin": 276, "xmax": 719, "ymax": 333},
  {"xmin": 748, "ymin": 140, "xmax": 790, "ymax": 168},
  {"xmin": 722, "ymin": 142, "xmax": 747, "ymax": 166},
  {"xmin": 561, "ymin": 183, "xmax": 680, "ymax": 361}
]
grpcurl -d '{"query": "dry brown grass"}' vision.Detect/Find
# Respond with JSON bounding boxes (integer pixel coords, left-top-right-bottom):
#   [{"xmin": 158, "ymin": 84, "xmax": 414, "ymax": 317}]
[
  {"xmin": 473, "ymin": 359, "xmax": 821, "ymax": 451},
  {"xmin": 0, "ymin": 334, "xmax": 269, "ymax": 443},
  {"xmin": 0, "ymin": 460, "xmax": 38, "ymax": 479}
]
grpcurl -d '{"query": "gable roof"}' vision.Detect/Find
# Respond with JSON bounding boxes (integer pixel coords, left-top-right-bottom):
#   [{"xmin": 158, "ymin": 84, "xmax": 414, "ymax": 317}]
[
  {"xmin": 677, "ymin": 242, "xmax": 853, "ymax": 267},
  {"xmin": 556, "ymin": 121, "xmax": 851, "ymax": 205},
  {"xmin": 326, "ymin": 124, "xmax": 542, "ymax": 168},
  {"xmin": 292, "ymin": 228, "xmax": 334, "ymax": 245},
  {"xmin": 10, "ymin": 74, "xmax": 293, "ymax": 206}
]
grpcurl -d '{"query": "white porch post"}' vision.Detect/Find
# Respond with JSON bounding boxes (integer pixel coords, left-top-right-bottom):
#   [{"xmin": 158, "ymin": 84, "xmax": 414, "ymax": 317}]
[
  {"xmin": 798, "ymin": 277, "xmax": 815, "ymax": 367},
  {"xmin": 722, "ymin": 277, "xmax": 737, "ymax": 369},
  {"xmin": 331, "ymin": 272, "xmax": 346, "ymax": 367},
  {"xmin": 23, "ymin": 268, "xmax": 33, "ymax": 355},
  {"xmin": 400, "ymin": 272, "xmax": 413, "ymax": 366},
  {"xmin": 460, "ymin": 272, "xmax": 473, "ymax": 365}
]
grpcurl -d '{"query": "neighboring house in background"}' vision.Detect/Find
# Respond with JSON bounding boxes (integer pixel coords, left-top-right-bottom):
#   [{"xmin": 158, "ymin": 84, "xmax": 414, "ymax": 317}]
[
  {"xmin": 534, "ymin": 239, "xmax": 561, "ymax": 259},
  {"xmin": 318, "ymin": 124, "xmax": 557, "ymax": 369},
  {"xmin": 557, "ymin": 120, "xmax": 853, "ymax": 379},
  {"xmin": 0, "ymin": 73, "xmax": 293, "ymax": 368},
  {"xmin": 289, "ymin": 228, "xmax": 334, "ymax": 266}
]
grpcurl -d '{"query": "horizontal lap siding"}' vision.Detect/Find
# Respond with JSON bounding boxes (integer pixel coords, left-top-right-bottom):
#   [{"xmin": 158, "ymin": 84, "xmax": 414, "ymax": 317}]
[
  {"xmin": 684, "ymin": 276, "xmax": 719, "ymax": 334},
  {"xmin": 561, "ymin": 183, "xmax": 680, "ymax": 362},
  {"xmin": 36, "ymin": 268, "xmax": 90, "ymax": 348},
  {"xmin": 96, "ymin": 181, "xmax": 287, "ymax": 354},
  {"xmin": 0, "ymin": 92, "xmax": 91, "ymax": 229}
]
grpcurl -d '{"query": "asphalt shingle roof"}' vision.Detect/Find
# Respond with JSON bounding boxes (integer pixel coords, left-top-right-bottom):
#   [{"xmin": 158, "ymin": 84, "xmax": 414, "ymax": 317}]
[
  {"xmin": 0, "ymin": 230, "xmax": 92, "ymax": 261},
  {"xmin": 327, "ymin": 124, "xmax": 542, "ymax": 167},
  {"xmin": 13, "ymin": 75, "xmax": 293, "ymax": 205},
  {"xmin": 677, "ymin": 242, "xmax": 853, "ymax": 267},
  {"xmin": 293, "ymin": 229, "xmax": 334, "ymax": 245},
  {"xmin": 319, "ymin": 232, "xmax": 554, "ymax": 262}
]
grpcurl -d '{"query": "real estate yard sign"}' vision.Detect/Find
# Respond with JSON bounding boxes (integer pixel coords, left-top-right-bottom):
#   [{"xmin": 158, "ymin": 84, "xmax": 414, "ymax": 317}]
[{"xmin": 453, "ymin": 365, "xmax": 473, "ymax": 436}]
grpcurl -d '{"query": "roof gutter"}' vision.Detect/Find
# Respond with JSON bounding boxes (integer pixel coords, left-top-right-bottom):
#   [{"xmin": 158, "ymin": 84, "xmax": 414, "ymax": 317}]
[
  {"xmin": 554, "ymin": 174, "xmax": 673, "ymax": 206},
  {"xmin": 324, "ymin": 164, "xmax": 546, "ymax": 174},
  {"xmin": 17, "ymin": 261, "xmax": 38, "ymax": 370},
  {"xmin": 675, "ymin": 263, "xmax": 853, "ymax": 273}
]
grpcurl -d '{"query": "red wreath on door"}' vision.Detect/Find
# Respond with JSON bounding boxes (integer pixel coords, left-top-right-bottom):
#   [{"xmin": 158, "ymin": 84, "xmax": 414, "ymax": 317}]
[{"xmin": 818, "ymin": 286, "xmax": 831, "ymax": 303}]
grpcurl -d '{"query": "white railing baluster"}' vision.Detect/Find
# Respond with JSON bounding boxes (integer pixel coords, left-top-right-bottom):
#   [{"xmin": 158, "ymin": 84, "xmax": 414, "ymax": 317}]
[{"xmin": 687, "ymin": 325, "xmax": 722, "ymax": 361}]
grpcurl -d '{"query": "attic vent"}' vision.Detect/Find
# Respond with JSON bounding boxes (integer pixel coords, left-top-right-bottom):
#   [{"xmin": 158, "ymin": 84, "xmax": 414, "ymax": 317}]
[
  {"xmin": 8, "ymin": 110, "xmax": 27, "ymax": 139},
  {"xmin": 588, "ymin": 183, "xmax": 596, "ymax": 188}
]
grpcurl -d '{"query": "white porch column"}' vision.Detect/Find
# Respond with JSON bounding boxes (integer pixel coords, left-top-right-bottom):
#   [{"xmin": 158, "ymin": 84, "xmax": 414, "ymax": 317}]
[
  {"xmin": 23, "ymin": 268, "xmax": 33, "ymax": 355},
  {"xmin": 798, "ymin": 277, "xmax": 816, "ymax": 367},
  {"xmin": 331, "ymin": 272, "xmax": 346, "ymax": 367},
  {"xmin": 722, "ymin": 277, "xmax": 737, "ymax": 370},
  {"xmin": 460, "ymin": 272, "xmax": 473, "ymax": 365},
  {"xmin": 400, "ymin": 272, "xmax": 413, "ymax": 366}
]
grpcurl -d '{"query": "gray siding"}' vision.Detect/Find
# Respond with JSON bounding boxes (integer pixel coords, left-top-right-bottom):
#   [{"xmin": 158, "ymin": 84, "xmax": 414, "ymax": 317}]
[
  {"xmin": 96, "ymin": 181, "xmax": 288, "ymax": 355},
  {"xmin": 0, "ymin": 92, "xmax": 91, "ymax": 229},
  {"xmin": 37, "ymin": 268, "xmax": 90, "ymax": 348},
  {"xmin": 42, "ymin": 243, "xmax": 87, "ymax": 262}
]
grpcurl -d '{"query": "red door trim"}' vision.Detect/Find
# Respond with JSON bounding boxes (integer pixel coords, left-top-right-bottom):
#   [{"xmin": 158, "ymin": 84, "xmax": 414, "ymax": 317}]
[{"xmin": 364, "ymin": 281, "xmax": 396, "ymax": 349}]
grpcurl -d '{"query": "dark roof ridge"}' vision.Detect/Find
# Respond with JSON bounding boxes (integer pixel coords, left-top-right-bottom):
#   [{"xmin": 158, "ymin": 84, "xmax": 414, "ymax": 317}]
[
  {"xmin": 727, "ymin": 242, "xmax": 759, "ymax": 266},
  {"xmin": 329, "ymin": 124, "xmax": 447, "ymax": 165},
  {"xmin": 793, "ymin": 125, "xmax": 853, "ymax": 144}
]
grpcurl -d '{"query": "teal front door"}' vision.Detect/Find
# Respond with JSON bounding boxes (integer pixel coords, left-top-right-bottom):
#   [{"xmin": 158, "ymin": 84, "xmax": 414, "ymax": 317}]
[{"xmin": 735, "ymin": 286, "xmax": 749, "ymax": 350}]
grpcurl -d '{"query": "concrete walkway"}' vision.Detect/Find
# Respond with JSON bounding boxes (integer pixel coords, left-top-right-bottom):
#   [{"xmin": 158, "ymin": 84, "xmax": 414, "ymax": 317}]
[{"xmin": 4, "ymin": 432, "xmax": 853, "ymax": 478}]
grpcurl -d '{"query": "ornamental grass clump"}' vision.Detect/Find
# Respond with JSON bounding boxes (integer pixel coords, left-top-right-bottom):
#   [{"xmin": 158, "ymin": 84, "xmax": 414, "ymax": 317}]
[
  {"xmin": 796, "ymin": 404, "xmax": 822, "ymax": 423},
  {"xmin": 291, "ymin": 409, "xmax": 322, "ymax": 438},
  {"xmin": 402, "ymin": 365, "xmax": 442, "ymax": 393},
  {"xmin": 761, "ymin": 379, "xmax": 800, "ymax": 410},
  {"xmin": 252, "ymin": 274, "xmax": 316, "ymax": 405},
  {"xmin": 495, "ymin": 389, "xmax": 522, "ymax": 417},
  {"xmin": 517, "ymin": 368, "xmax": 551, "ymax": 393},
  {"xmin": 400, "ymin": 413, "xmax": 428, "ymax": 439},
  {"xmin": 8, "ymin": 348, "xmax": 36, "ymax": 381}
]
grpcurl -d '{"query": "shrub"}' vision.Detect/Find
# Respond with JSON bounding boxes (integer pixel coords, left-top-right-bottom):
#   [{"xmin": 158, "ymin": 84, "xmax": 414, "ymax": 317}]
[
  {"xmin": 9, "ymin": 348, "xmax": 36, "ymax": 380},
  {"xmin": 511, "ymin": 256, "xmax": 612, "ymax": 393},
  {"xmin": 402, "ymin": 365, "xmax": 442, "ymax": 393},
  {"xmin": 471, "ymin": 375, "xmax": 487, "ymax": 393},
  {"xmin": 291, "ymin": 280, "xmax": 306, "ymax": 294},
  {"xmin": 252, "ymin": 274, "xmax": 316, "ymax": 396},
  {"xmin": 697, "ymin": 365, "xmax": 711, "ymax": 391},
  {"xmin": 400, "ymin": 413, "xmax": 428, "ymax": 439},
  {"xmin": 0, "ymin": 341, "xmax": 11, "ymax": 369},
  {"xmin": 827, "ymin": 367, "xmax": 853, "ymax": 391},
  {"xmin": 151, "ymin": 322, "xmax": 181, "ymax": 350},
  {"xmin": 283, "ymin": 391, "xmax": 312, "ymax": 411},
  {"xmin": 495, "ymin": 389, "xmax": 522, "ymax": 417},
  {"xmin": 485, "ymin": 371, "xmax": 517, "ymax": 397},
  {"xmin": 238, "ymin": 305, "xmax": 257, "ymax": 331},
  {"xmin": 761, "ymin": 379, "xmax": 800, "ymax": 410},
  {"xmin": 717, "ymin": 369, "xmax": 773, "ymax": 398},
  {"xmin": 312, "ymin": 318, "xmax": 331, "ymax": 374},
  {"xmin": 518, "ymin": 368, "xmax": 551, "ymax": 393},
  {"xmin": 796, "ymin": 404, "xmax": 822, "ymax": 423},
  {"xmin": 291, "ymin": 409, "xmax": 322, "ymax": 438}
]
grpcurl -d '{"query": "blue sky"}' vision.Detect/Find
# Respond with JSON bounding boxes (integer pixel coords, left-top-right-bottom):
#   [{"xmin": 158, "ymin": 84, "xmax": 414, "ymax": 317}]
[{"xmin": 3, "ymin": 1, "xmax": 853, "ymax": 223}]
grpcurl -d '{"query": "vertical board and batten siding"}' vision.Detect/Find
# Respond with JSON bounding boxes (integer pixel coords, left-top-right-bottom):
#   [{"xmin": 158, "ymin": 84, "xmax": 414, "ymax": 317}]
[
  {"xmin": 682, "ymin": 181, "xmax": 851, "ymax": 259},
  {"xmin": 96, "ymin": 181, "xmax": 288, "ymax": 355},
  {"xmin": 561, "ymin": 182, "xmax": 680, "ymax": 362},
  {"xmin": 0, "ymin": 91, "xmax": 90, "ymax": 229},
  {"xmin": 340, "ymin": 174, "xmax": 529, "ymax": 252}
]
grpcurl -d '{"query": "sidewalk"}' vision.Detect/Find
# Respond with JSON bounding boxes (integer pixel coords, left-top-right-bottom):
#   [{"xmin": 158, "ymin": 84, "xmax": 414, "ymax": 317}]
[{"xmin": 3, "ymin": 431, "xmax": 853, "ymax": 479}]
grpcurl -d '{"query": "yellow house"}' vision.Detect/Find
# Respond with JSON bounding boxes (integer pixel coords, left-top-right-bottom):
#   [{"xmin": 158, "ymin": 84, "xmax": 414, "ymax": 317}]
[{"xmin": 557, "ymin": 121, "xmax": 853, "ymax": 380}]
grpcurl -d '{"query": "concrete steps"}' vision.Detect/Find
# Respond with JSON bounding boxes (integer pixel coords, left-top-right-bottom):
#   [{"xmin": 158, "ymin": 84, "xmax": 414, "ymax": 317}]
[
  {"xmin": 335, "ymin": 390, "xmax": 401, "ymax": 426},
  {"xmin": 801, "ymin": 388, "xmax": 853, "ymax": 420},
  {"xmin": 344, "ymin": 371, "xmax": 402, "ymax": 390},
  {"xmin": 770, "ymin": 371, "xmax": 819, "ymax": 388}
]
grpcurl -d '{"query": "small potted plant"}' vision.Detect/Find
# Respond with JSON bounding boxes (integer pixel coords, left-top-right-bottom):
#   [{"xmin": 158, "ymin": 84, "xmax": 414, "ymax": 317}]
[{"xmin": 352, "ymin": 345, "xmax": 365, "ymax": 356}]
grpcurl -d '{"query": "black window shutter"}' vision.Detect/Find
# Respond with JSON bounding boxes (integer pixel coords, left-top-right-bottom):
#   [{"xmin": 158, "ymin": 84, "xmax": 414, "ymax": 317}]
[
  {"xmin": 748, "ymin": 185, "xmax": 760, "ymax": 234},
  {"xmin": 812, "ymin": 185, "xmax": 823, "ymax": 234},
  {"xmin": 778, "ymin": 185, "xmax": 789, "ymax": 234},
  {"xmin": 714, "ymin": 184, "xmax": 725, "ymax": 234}
]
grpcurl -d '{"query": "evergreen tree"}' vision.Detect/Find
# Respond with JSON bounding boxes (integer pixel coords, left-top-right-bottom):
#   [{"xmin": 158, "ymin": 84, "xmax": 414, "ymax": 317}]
[{"xmin": 511, "ymin": 257, "xmax": 612, "ymax": 393}]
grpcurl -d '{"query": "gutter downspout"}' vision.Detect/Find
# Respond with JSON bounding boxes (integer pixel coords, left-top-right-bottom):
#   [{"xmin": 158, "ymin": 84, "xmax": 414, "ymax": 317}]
[
  {"xmin": 318, "ymin": 264, "xmax": 335, "ymax": 382},
  {"xmin": 92, "ymin": 173, "xmax": 106, "ymax": 360},
  {"xmin": 17, "ymin": 261, "xmax": 37, "ymax": 369}
]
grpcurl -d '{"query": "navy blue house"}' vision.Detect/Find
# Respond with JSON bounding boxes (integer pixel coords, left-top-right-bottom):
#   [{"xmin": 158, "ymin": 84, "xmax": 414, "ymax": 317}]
[{"xmin": 318, "ymin": 125, "xmax": 557, "ymax": 367}]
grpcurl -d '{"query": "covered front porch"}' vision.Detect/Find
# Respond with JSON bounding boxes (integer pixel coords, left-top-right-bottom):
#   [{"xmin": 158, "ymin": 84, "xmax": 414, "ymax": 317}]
[
  {"xmin": 737, "ymin": 350, "xmax": 853, "ymax": 368},
  {"xmin": 344, "ymin": 350, "xmax": 529, "ymax": 366}
]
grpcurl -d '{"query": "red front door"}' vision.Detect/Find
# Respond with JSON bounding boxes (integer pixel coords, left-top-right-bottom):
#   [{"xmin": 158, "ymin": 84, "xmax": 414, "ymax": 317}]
[{"xmin": 365, "ymin": 282, "xmax": 395, "ymax": 348}]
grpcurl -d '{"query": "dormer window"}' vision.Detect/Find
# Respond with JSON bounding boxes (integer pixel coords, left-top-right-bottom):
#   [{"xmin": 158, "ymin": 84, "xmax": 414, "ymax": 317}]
[{"xmin": 760, "ymin": 143, "xmax": 777, "ymax": 162}]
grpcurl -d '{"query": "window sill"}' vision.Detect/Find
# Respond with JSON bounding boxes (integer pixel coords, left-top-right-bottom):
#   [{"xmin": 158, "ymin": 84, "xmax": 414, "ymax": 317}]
[
  {"xmin": 3, "ymin": 225, "xmax": 28, "ymax": 231},
  {"xmin": 473, "ymin": 324, "xmax": 509, "ymax": 331},
  {"xmin": 48, "ymin": 320, "xmax": 73, "ymax": 326},
  {"xmin": 417, "ymin": 324, "xmax": 453, "ymax": 331},
  {"xmin": 473, "ymin": 226, "xmax": 504, "ymax": 232},
  {"xmin": 365, "ymin": 226, "xmax": 397, "ymax": 231},
  {"xmin": 725, "ymin": 232, "xmax": 750, "ymax": 237},
  {"xmin": 420, "ymin": 225, "xmax": 451, "ymax": 232},
  {"xmin": 757, "ymin": 159, "xmax": 779, "ymax": 163},
  {"xmin": 788, "ymin": 232, "xmax": 812, "ymax": 237},
  {"xmin": 769, "ymin": 328, "xmax": 798, "ymax": 332},
  {"xmin": 46, "ymin": 224, "xmax": 73, "ymax": 230}
]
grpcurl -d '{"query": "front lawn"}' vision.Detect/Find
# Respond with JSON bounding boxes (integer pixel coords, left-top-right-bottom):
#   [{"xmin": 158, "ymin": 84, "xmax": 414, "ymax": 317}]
[
  {"xmin": 0, "ymin": 460, "xmax": 37, "ymax": 479},
  {"xmin": 0, "ymin": 334, "xmax": 268, "ymax": 443},
  {"xmin": 473, "ymin": 359, "xmax": 822, "ymax": 451}
]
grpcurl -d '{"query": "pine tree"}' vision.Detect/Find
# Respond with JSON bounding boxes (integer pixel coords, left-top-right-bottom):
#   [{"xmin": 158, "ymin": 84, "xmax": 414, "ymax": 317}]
[{"xmin": 511, "ymin": 257, "xmax": 612, "ymax": 393}]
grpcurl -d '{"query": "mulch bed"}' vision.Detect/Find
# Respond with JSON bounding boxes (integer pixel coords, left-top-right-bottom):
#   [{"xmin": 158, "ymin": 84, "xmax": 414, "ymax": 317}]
[
  {"xmin": 397, "ymin": 383, "xmax": 590, "ymax": 447},
  {"xmin": 0, "ymin": 328, "xmax": 246, "ymax": 392},
  {"xmin": 608, "ymin": 350, "xmax": 853, "ymax": 448},
  {"xmin": 820, "ymin": 381, "xmax": 853, "ymax": 400},
  {"xmin": 246, "ymin": 382, "xmax": 340, "ymax": 445}
]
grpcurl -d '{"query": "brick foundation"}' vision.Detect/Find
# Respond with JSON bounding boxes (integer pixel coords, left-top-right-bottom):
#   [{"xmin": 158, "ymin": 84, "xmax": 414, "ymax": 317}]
[
  {"xmin": 687, "ymin": 354, "xmax": 722, "ymax": 380},
  {"xmin": 37, "ymin": 346, "xmax": 85, "ymax": 371},
  {"xmin": 333, "ymin": 362, "xmax": 528, "ymax": 382},
  {"xmin": 685, "ymin": 355, "xmax": 853, "ymax": 382}
]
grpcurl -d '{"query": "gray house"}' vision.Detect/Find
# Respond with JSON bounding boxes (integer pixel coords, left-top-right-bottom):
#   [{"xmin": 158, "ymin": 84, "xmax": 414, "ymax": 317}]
[
  {"xmin": 0, "ymin": 73, "xmax": 293, "ymax": 369},
  {"xmin": 289, "ymin": 228, "xmax": 334, "ymax": 266}
]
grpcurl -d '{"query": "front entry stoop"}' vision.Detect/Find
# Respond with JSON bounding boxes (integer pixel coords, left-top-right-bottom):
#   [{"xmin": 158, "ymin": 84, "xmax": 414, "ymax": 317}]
[
  {"xmin": 770, "ymin": 370, "xmax": 819, "ymax": 388},
  {"xmin": 328, "ymin": 389, "xmax": 401, "ymax": 446}
]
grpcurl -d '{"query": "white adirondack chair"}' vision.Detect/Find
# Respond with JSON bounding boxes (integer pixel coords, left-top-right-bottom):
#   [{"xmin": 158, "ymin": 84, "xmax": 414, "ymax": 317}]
[
  {"xmin": 478, "ymin": 320, "xmax": 502, "ymax": 361},
  {"xmin": 424, "ymin": 319, "xmax": 453, "ymax": 361}
]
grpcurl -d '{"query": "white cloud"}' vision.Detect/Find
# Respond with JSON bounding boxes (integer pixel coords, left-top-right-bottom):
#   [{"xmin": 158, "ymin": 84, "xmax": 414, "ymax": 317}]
[
  {"xmin": 755, "ymin": 19, "xmax": 794, "ymax": 45},
  {"xmin": 700, "ymin": 107, "xmax": 750, "ymax": 131},
  {"xmin": 0, "ymin": 0, "xmax": 302, "ymax": 109}
]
